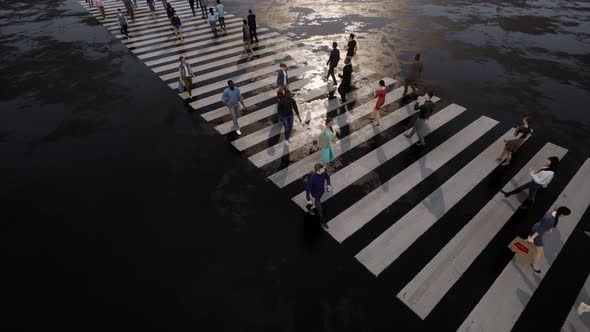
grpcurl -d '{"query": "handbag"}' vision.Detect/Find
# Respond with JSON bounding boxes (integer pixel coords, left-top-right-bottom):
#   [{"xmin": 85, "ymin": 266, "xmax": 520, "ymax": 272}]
[{"xmin": 178, "ymin": 79, "xmax": 185, "ymax": 93}]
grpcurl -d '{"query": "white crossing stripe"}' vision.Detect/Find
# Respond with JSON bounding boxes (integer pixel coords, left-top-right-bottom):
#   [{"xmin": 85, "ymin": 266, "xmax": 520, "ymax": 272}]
[
  {"xmin": 195, "ymin": 66, "xmax": 313, "ymax": 115},
  {"xmin": 560, "ymin": 270, "xmax": 590, "ymax": 332},
  {"xmin": 398, "ymin": 143, "xmax": 568, "ymax": 320},
  {"xmin": 267, "ymin": 90, "xmax": 439, "ymax": 189},
  {"xmin": 325, "ymin": 116, "xmax": 497, "ymax": 243},
  {"xmin": 458, "ymin": 159, "xmax": 590, "ymax": 332},
  {"xmin": 117, "ymin": 18, "xmax": 243, "ymax": 43},
  {"xmin": 292, "ymin": 102, "xmax": 465, "ymax": 211},
  {"xmin": 144, "ymin": 31, "xmax": 280, "ymax": 67},
  {"xmin": 356, "ymin": 128, "xmax": 528, "ymax": 276},
  {"xmin": 137, "ymin": 27, "xmax": 270, "ymax": 60},
  {"xmin": 217, "ymin": 70, "xmax": 372, "ymax": 136},
  {"xmin": 232, "ymin": 77, "xmax": 395, "ymax": 151},
  {"xmin": 101, "ymin": 6, "xmax": 204, "ymax": 31},
  {"xmin": 163, "ymin": 48, "xmax": 305, "ymax": 86}
]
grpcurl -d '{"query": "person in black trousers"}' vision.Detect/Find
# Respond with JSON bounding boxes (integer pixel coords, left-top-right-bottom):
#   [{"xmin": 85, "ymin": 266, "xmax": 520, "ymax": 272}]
[
  {"xmin": 199, "ymin": 0, "xmax": 207, "ymax": 18},
  {"xmin": 337, "ymin": 57, "xmax": 352, "ymax": 102},
  {"xmin": 188, "ymin": 0, "xmax": 195, "ymax": 15},
  {"xmin": 326, "ymin": 42, "xmax": 340, "ymax": 85},
  {"xmin": 247, "ymin": 9, "xmax": 259, "ymax": 43}
]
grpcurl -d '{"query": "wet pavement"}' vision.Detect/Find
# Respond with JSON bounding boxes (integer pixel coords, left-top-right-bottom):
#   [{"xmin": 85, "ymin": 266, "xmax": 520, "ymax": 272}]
[{"xmin": 2, "ymin": 0, "xmax": 590, "ymax": 331}]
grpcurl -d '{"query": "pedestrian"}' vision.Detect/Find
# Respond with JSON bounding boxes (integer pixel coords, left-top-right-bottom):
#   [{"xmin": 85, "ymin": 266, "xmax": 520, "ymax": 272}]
[
  {"xmin": 208, "ymin": 8, "xmax": 218, "ymax": 37},
  {"xmin": 277, "ymin": 89, "xmax": 302, "ymax": 144},
  {"xmin": 165, "ymin": 1, "xmax": 175, "ymax": 21},
  {"xmin": 501, "ymin": 156, "xmax": 560, "ymax": 209},
  {"xmin": 404, "ymin": 90, "xmax": 434, "ymax": 146},
  {"xmin": 497, "ymin": 116, "xmax": 533, "ymax": 166},
  {"xmin": 88, "ymin": 0, "xmax": 94, "ymax": 7},
  {"xmin": 326, "ymin": 42, "xmax": 340, "ymax": 85},
  {"xmin": 132, "ymin": 0, "xmax": 137, "ymax": 8},
  {"xmin": 117, "ymin": 9, "xmax": 130, "ymax": 39},
  {"xmin": 171, "ymin": 13, "xmax": 184, "ymax": 42},
  {"xmin": 578, "ymin": 302, "xmax": 590, "ymax": 316},
  {"xmin": 95, "ymin": 0, "xmax": 106, "ymax": 19},
  {"xmin": 305, "ymin": 162, "xmax": 332, "ymax": 230},
  {"xmin": 526, "ymin": 206, "xmax": 571, "ymax": 273},
  {"xmin": 403, "ymin": 53, "xmax": 424, "ymax": 97},
  {"xmin": 277, "ymin": 63, "xmax": 288, "ymax": 90},
  {"xmin": 337, "ymin": 57, "xmax": 352, "ymax": 102},
  {"xmin": 242, "ymin": 19, "xmax": 252, "ymax": 53},
  {"xmin": 199, "ymin": 0, "xmax": 207, "ymax": 18},
  {"xmin": 146, "ymin": 0, "xmax": 156, "ymax": 19},
  {"xmin": 346, "ymin": 33, "xmax": 357, "ymax": 62},
  {"xmin": 121, "ymin": 0, "xmax": 135, "ymax": 22},
  {"xmin": 247, "ymin": 9, "xmax": 259, "ymax": 43},
  {"xmin": 188, "ymin": 0, "xmax": 196, "ymax": 16},
  {"xmin": 179, "ymin": 56, "xmax": 194, "ymax": 97},
  {"xmin": 319, "ymin": 118, "xmax": 336, "ymax": 164},
  {"xmin": 371, "ymin": 80, "xmax": 387, "ymax": 126},
  {"xmin": 216, "ymin": 0, "xmax": 226, "ymax": 31},
  {"xmin": 221, "ymin": 80, "xmax": 247, "ymax": 135}
]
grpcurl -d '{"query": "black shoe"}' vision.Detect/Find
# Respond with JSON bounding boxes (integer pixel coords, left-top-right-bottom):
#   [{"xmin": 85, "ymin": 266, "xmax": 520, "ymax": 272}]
[
  {"xmin": 320, "ymin": 222, "xmax": 329, "ymax": 230},
  {"xmin": 500, "ymin": 190, "xmax": 510, "ymax": 197},
  {"xmin": 531, "ymin": 264, "xmax": 541, "ymax": 274}
]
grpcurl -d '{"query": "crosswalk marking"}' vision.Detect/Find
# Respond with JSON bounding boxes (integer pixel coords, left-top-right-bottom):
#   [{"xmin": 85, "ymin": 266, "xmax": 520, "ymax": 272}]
[
  {"xmin": 100, "ymin": 6, "xmax": 203, "ymax": 31},
  {"xmin": 355, "ymin": 128, "xmax": 527, "ymax": 276},
  {"xmin": 195, "ymin": 66, "xmax": 313, "ymax": 115},
  {"xmin": 326, "ymin": 116, "xmax": 497, "ymax": 243},
  {"xmin": 398, "ymin": 143, "xmax": 568, "ymax": 320},
  {"xmin": 232, "ymin": 77, "xmax": 394, "ymax": 152},
  {"xmin": 291, "ymin": 102, "xmax": 466, "ymax": 210},
  {"xmin": 561, "ymin": 270, "xmax": 590, "ymax": 332},
  {"xmin": 457, "ymin": 158, "xmax": 590, "ymax": 331},
  {"xmin": 267, "ymin": 90, "xmax": 439, "ymax": 188},
  {"xmin": 117, "ymin": 19, "xmax": 243, "ymax": 44},
  {"xmin": 144, "ymin": 31, "xmax": 281, "ymax": 67}
]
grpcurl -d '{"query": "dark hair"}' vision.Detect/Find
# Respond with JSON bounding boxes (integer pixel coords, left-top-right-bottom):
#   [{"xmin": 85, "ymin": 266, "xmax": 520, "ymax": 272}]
[
  {"xmin": 556, "ymin": 206, "xmax": 571, "ymax": 216},
  {"xmin": 217, "ymin": 0, "xmax": 220, "ymax": 3},
  {"xmin": 209, "ymin": 7, "xmax": 214, "ymax": 14},
  {"xmin": 325, "ymin": 117, "xmax": 333, "ymax": 126},
  {"xmin": 280, "ymin": 63, "xmax": 286, "ymax": 68},
  {"xmin": 179, "ymin": 56, "xmax": 184, "ymax": 62},
  {"xmin": 314, "ymin": 163, "xmax": 324, "ymax": 172},
  {"xmin": 545, "ymin": 156, "xmax": 560, "ymax": 172},
  {"xmin": 378, "ymin": 80, "xmax": 385, "ymax": 87},
  {"xmin": 249, "ymin": 9, "xmax": 252, "ymax": 13},
  {"xmin": 524, "ymin": 116, "xmax": 533, "ymax": 126},
  {"xmin": 227, "ymin": 80, "xmax": 234, "ymax": 85},
  {"xmin": 424, "ymin": 89, "xmax": 434, "ymax": 98},
  {"xmin": 243, "ymin": 19, "xmax": 247, "ymax": 24},
  {"xmin": 350, "ymin": 33, "xmax": 355, "ymax": 39},
  {"xmin": 415, "ymin": 53, "xmax": 421, "ymax": 60},
  {"xmin": 332, "ymin": 42, "xmax": 337, "ymax": 48}
]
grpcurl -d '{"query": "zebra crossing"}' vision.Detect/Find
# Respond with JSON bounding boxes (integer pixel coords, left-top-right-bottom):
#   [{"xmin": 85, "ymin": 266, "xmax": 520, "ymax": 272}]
[{"xmin": 79, "ymin": 1, "xmax": 590, "ymax": 330}]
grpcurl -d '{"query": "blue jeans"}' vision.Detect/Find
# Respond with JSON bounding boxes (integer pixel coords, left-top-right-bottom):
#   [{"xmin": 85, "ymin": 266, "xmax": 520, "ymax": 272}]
[
  {"xmin": 281, "ymin": 116, "xmax": 293, "ymax": 141},
  {"xmin": 509, "ymin": 180, "xmax": 542, "ymax": 202}
]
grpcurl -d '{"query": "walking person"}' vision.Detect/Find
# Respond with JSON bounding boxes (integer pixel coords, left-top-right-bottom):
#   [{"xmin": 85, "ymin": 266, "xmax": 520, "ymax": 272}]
[
  {"xmin": 305, "ymin": 163, "xmax": 332, "ymax": 230},
  {"xmin": 178, "ymin": 57, "xmax": 194, "ymax": 97},
  {"xmin": 319, "ymin": 118, "xmax": 336, "ymax": 164},
  {"xmin": 171, "ymin": 13, "xmax": 184, "ymax": 42},
  {"xmin": 346, "ymin": 33, "xmax": 357, "ymax": 63},
  {"xmin": 403, "ymin": 53, "xmax": 424, "ymax": 97},
  {"xmin": 247, "ymin": 9, "xmax": 259, "ymax": 43},
  {"xmin": 526, "ymin": 206, "xmax": 571, "ymax": 273},
  {"xmin": 216, "ymin": 0, "xmax": 226, "ymax": 31},
  {"xmin": 121, "ymin": 0, "xmax": 135, "ymax": 22},
  {"xmin": 326, "ymin": 42, "xmax": 340, "ymax": 85},
  {"xmin": 117, "ymin": 9, "xmax": 130, "ymax": 39},
  {"xmin": 371, "ymin": 80, "xmax": 387, "ymax": 126},
  {"xmin": 208, "ymin": 8, "xmax": 218, "ymax": 37},
  {"xmin": 146, "ymin": 0, "xmax": 156, "ymax": 19},
  {"xmin": 165, "ymin": 1, "xmax": 175, "ymax": 21},
  {"xmin": 337, "ymin": 57, "xmax": 352, "ymax": 102},
  {"xmin": 188, "ymin": 0, "xmax": 196, "ymax": 16},
  {"xmin": 95, "ymin": 0, "xmax": 106, "ymax": 19},
  {"xmin": 277, "ymin": 89, "xmax": 302, "ymax": 144},
  {"xmin": 501, "ymin": 156, "xmax": 560, "ymax": 209},
  {"xmin": 497, "ymin": 116, "xmax": 533, "ymax": 166},
  {"xmin": 199, "ymin": 0, "xmax": 207, "ymax": 18},
  {"xmin": 221, "ymin": 80, "xmax": 247, "ymax": 135},
  {"xmin": 404, "ymin": 90, "xmax": 434, "ymax": 146},
  {"xmin": 242, "ymin": 19, "xmax": 252, "ymax": 53},
  {"xmin": 277, "ymin": 63, "xmax": 288, "ymax": 90}
]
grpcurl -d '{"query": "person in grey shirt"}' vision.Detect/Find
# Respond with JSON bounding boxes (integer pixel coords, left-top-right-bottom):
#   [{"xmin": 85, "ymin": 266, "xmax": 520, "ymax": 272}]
[
  {"xmin": 221, "ymin": 80, "xmax": 247, "ymax": 135},
  {"xmin": 403, "ymin": 53, "xmax": 423, "ymax": 97}
]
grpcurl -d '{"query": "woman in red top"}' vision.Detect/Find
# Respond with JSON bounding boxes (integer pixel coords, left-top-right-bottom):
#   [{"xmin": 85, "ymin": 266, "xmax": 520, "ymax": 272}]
[{"xmin": 372, "ymin": 80, "xmax": 387, "ymax": 126}]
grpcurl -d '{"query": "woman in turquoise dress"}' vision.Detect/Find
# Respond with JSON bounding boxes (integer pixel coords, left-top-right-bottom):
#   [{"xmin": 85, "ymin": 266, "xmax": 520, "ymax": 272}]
[{"xmin": 321, "ymin": 118, "xmax": 335, "ymax": 164}]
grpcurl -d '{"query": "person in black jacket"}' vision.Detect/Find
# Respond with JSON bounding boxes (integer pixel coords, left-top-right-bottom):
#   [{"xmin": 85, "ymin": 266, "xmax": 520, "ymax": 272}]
[
  {"xmin": 404, "ymin": 90, "xmax": 434, "ymax": 146},
  {"xmin": 337, "ymin": 57, "xmax": 352, "ymax": 102},
  {"xmin": 326, "ymin": 42, "xmax": 340, "ymax": 85},
  {"xmin": 277, "ymin": 89, "xmax": 302, "ymax": 144},
  {"xmin": 247, "ymin": 9, "xmax": 258, "ymax": 43}
]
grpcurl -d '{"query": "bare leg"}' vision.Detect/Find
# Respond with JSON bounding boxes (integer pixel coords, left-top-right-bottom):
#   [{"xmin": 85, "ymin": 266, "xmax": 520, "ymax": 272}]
[{"xmin": 532, "ymin": 246, "xmax": 543, "ymax": 272}]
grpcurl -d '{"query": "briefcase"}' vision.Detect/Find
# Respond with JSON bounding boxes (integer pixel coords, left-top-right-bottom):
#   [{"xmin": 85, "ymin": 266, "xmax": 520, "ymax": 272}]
[{"xmin": 508, "ymin": 236, "xmax": 536, "ymax": 265}]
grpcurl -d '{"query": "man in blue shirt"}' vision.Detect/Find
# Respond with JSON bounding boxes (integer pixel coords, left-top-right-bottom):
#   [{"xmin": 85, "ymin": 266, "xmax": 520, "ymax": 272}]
[
  {"xmin": 306, "ymin": 163, "xmax": 332, "ymax": 230},
  {"xmin": 221, "ymin": 80, "xmax": 247, "ymax": 135}
]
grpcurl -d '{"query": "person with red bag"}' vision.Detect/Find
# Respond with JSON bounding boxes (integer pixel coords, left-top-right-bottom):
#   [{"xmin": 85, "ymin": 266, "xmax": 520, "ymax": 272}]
[{"xmin": 526, "ymin": 206, "xmax": 571, "ymax": 273}]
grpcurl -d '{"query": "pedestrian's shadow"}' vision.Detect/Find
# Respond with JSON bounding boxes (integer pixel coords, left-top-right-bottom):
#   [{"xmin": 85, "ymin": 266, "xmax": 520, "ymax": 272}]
[{"xmin": 302, "ymin": 212, "xmax": 322, "ymax": 248}]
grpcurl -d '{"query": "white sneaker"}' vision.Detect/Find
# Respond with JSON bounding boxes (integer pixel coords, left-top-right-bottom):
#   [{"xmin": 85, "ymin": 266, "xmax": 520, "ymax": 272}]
[
  {"xmin": 284, "ymin": 140, "xmax": 290, "ymax": 145},
  {"xmin": 236, "ymin": 129, "xmax": 241, "ymax": 135}
]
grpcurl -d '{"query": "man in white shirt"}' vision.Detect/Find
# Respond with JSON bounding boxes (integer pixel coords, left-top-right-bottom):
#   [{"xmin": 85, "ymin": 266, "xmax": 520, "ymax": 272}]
[{"xmin": 216, "ymin": 0, "xmax": 226, "ymax": 31}]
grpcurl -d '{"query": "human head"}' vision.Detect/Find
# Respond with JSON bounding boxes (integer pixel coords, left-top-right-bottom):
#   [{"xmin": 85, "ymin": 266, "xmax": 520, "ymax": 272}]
[
  {"xmin": 545, "ymin": 156, "xmax": 560, "ymax": 172},
  {"xmin": 280, "ymin": 63, "xmax": 287, "ymax": 69},
  {"xmin": 314, "ymin": 162, "xmax": 325, "ymax": 173},
  {"xmin": 349, "ymin": 33, "xmax": 355, "ymax": 40},
  {"xmin": 556, "ymin": 206, "xmax": 571, "ymax": 217},
  {"xmin": 344, "ymin": 57, "xmax": 350, "ymax": 65},
  {"xmin": 209, "ymin": 7, "xmax": 214, "ymax": 14},
  {"xmin": 325, "ymin": 118, "xmax": 333, "ymax": 126},
  {"xmin": 523, "ymin": 116, "xmax": 533, "ymax": 126},
  {"xmin": 217, "ymin": 0, "xmax": 220, "ymax": 4},
  {"xmin": 118, "ymin": 8, "xmax": 122, "ymax": 13},
  {"xmin": 249, "ymin": 9, "xmax": 253, "ymax": 14},
  {"xmin": 227, "ymin": 80, "xmax": 234, "ymax": 90},
  {"xmin": 378, "ymin": 80, "xmax": 385, "ymax": 87},
  {"xmin": 424, "ymin": 89, "xmax": 434, "ymax": 99},
  {"xmin": 415, "ymin": 53, "xmax": 421, "ymax": 61},
  {"xmin": 332, "ymin": 42, "xmax": 337, "ymax": 48},
  {"xmin": 243, "ymin": 19, "xmax": 247, "ymax": 25},
  {"xmin": 284, "ymin": 89, "xmax": 292, "ymax": 97},
  {"xmin": 179, "ymin": 56, "xmax": 185, "ymax": 64}
]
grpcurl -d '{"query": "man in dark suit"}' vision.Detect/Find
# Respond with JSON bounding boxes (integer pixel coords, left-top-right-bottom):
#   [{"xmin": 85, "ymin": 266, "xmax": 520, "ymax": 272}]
[
  {"xmin": 326, "ymin": 42, "xmax": 340, "ymax": 85},
  {"xmin": 337, "ymin": 57, "xmax": 352, "ymax": 102},
  {"xmin": 247, "ymin": 9, "xmax": 258, "ymax": 43}
]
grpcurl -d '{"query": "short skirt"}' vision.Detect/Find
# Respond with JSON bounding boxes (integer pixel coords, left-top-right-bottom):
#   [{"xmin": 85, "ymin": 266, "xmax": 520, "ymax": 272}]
[{"xmin": 504, "ymin": 138, "xmax": 525, "ymax": 153}]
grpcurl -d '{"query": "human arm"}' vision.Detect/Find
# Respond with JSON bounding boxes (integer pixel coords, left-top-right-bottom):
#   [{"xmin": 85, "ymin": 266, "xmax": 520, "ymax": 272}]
[
  {"xmin": 530, "ymin": 170, "xmax": 553, "ymax": 185},
  {"xmin": 324, "ymin": 172, "xmax": 331, "ymax": 192},
  {"xmin": 238, "ymin": 90, "xmax": 246, "ymax": 110},
  {"xmin": 291, "ymin": 99, "xmax": 302, "ymax": 122},
  {"xmin": 305, "ymin": 176, "xmax": 312, "ymax": 202},
  {"xmin": 527, "ymin": 232, "xmax": 539, "ymax": 243}
]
